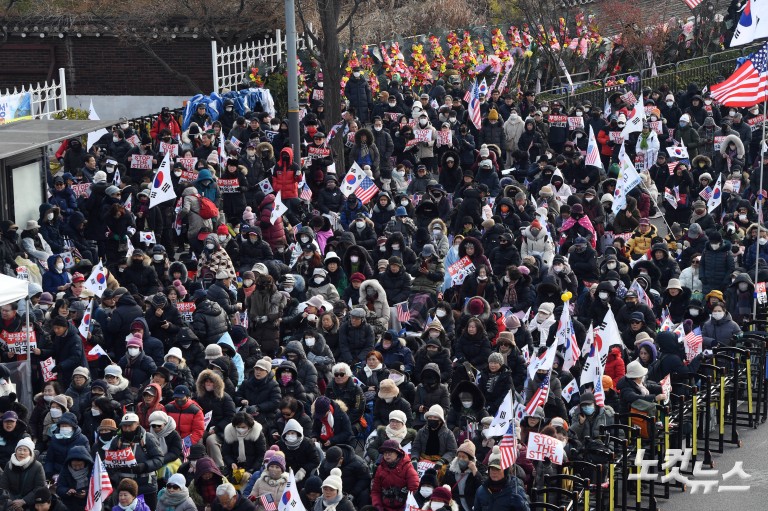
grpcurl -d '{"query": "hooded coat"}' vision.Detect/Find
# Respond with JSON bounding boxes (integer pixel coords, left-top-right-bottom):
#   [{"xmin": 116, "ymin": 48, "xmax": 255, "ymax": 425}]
[
  {"xmin": 51, "ymin": 322, "xmax": 87, "ymax": 390},
  {"xmin": 45, "ymin": 420, "xmax": 90, "ymax": 478},
  {"xmin": 222, "ymin": 420, "xmax": 266, "ymax": 473},
  {"xmin": 446, "ymin": 381, "xmax": 489, "ymax": 433},
  {"xmin": 195, "ymin": 369, "xmax": 237, "ymax": 436},
  {"xmin": 56, "ymin": 445, "xmax": 93, "ymax": 508},
  {"xmin": 371, "ymin": 449, "xmax": 420, "ymax": 511},
  {"xmin": 191, "ymin": 298, "xmax": 229, "ymax": 345},
  {"xmin": 259, "ymin": 193, "xmax": 288, "ymax": 250},
  {"xmin": 244, "ymin": 277, "xmax": 287, "ymax": 357},
  {"xmin": 278, "ymin": 418, "xmax": 320, "ymax": 478},
  {"xmin": 283, "ymin": 341, "xmax": 320, "ymax": 400},
  {"xmin": 699, "ymin": 240, "xmax": 735, "ymax": 293}
]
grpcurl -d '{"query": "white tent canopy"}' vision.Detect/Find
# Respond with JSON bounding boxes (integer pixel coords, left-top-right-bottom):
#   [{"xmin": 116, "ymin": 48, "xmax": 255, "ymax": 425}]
[{"xmin": 0, "ymin": 273, "xmax": 27, "ymax": 307}]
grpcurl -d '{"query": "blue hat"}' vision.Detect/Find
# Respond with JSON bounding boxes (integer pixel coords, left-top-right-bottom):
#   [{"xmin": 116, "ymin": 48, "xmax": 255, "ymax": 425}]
[
  {"xmin": 193, "ymin": 289, "xmax": 208, "ymax": 302},
  {"xmin": 395, "ymin": 206, "xmax": 407, "ymax": 217},
  {"xmin": 173, "ymin": 385, "xmax": 191, "ymax": 398},
  {"xmin": 59, "ymin": 412, "xmax": 78, "ymax": 427}
]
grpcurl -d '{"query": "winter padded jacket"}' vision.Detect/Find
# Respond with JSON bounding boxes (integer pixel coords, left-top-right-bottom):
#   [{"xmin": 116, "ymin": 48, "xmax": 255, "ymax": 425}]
[{"xmin": 164, "ymin": 398, "xmax": 205, "ymax": 444}]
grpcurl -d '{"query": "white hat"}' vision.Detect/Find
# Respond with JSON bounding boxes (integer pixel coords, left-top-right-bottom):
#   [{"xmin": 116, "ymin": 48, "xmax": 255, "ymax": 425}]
[
  {"xmin": 626, "ymin": 360, "xmax": 648, "ymax": 379},
  {"xmin": 121, "ymin": 412, "xmax": 140, "ymax": 424},
  {"xmin": 322, "ymin": 468, "xmax": 343, "ymax": 492},
  {"xmin": 389, "ymin": 410, "xmax": 407, "ymax": 424},
  {"xmin": 16, "ymin": 437, "xmax": 35, "ymax": 455},
  {"xmin": 538, "ymin": 302, "xmax": 555, "ymax": 315},
  {"xmin": 105, "ymin": 365, "xmax": 122, "ymax": 377},
  {"xmin": 149, "ymin": 410, "xmax": 169, "ymax": 426},
  {"xmin": 254, "ymin": 356, "xmax": 272, "ymax": 372},
  {"xmin": 165, "ymin": 347, "xmax": 183, "ymax": 363},
  {"xmin": 94, "ymin": 171, "xmax": 107, "ymax": 184},
  {"xmin": 424, "ymin": 404, "xmax": 445, "ymax": 422}
]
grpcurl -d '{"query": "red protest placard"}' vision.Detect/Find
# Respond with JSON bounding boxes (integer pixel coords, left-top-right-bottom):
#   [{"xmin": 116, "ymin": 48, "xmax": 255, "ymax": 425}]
[
  {"xmin": 526, "ymin": 432, "xmax": 565, "ymax": 464},
  {"xmin": 747, "ymin": 115, "xmax": 765, "ymax": 132},
  {"xmin": 548, "ymin": 115, "xmax": 567, "ymax": 128},
  {"xmin": 307, "ymin": 146, "xmax": 331, "ymax": 160},
  {"xmin": 160, "ymin": 142, "xmax": 179, "ymax": 157},
  {"xmin": 40, "ymin": 357, "xmax": 56, "ymax": 382},
  {"xmin": 218, "ymin": 178, "xmax": 240, "ymax": 194},
  {"xmin": 609, "ymin": 131, "xmax": 624, "ymax": 144},
  {"xmin": 104, "ymin": 447, "xmax": 137, "ymax": 468},
  {"xmin": 130, "ymin": 154, "xmax": 153, "ymax": 170},
  {"xmin": 0, "ymin": 330, "xmax": 37, "ymax": 355},
  {"xmin": 176, "ymin": 302, "xmax": 196, "ymax": 323}
]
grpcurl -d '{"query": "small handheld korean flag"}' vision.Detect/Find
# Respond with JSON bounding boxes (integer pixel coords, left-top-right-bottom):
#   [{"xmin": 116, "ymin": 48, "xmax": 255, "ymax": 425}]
[
  {"xmin": 666, "ymin": 145, "xmax": 689, "ymax": 159},
  {"xmin": 621, "ymin": 93, "xmax": 645, "ymax": 137},
  {"xmin": 279, "ymin": 469, "xmax": 306, "ymax": 511},
  {"xmin": 140, "ymin": 231, "xmax": 157, "ymax": 245},
  {"xmin": 485, "ymin": 390, "xmax": 514, "ymax": 438},
  {"xmin": 259, "ymin": 178, "xmax": 274, "ymax": 194},
  {"xmin": 270, "ymin": 191, "xmax": 288, "ymax": 225},
  {"xmin": 707, "ymin": 174, "xmax": 722, "ymax": 213},
  {"xmin": 340, "ymin": 162, "xmax": 366, "ymax": 197},
  {"xmin": 78, "ymin": 299, "xmax": 94, "ymax": 340},
  {"xmin": 84, "ymin": 262, "xmax": 108, "ymax": 297},
  {"xmin": 149, "ymin": 152, "xmax": 177, "ymax": 209}
]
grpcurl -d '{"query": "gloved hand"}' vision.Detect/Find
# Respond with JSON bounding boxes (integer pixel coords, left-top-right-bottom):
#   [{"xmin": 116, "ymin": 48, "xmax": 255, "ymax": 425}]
[
  {"xmin": 295, "ymin": 468, "xmax": 306, "ymax": 481},
  {"xmin": 435, "ymin": 460, "xmax": 444, "ymax": 471},
  {"xmin": 258, "ymin": 316, "xmax": 268, "ymax": 323}
]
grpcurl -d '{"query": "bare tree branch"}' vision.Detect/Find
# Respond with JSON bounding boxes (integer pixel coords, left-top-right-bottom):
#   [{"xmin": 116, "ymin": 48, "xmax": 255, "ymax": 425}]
[{"xmin": 336, "ymin": 0, "xmax": 362, "ymax": 34}]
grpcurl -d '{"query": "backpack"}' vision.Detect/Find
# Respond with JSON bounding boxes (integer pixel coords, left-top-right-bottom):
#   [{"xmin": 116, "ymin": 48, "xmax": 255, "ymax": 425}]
[
  {"xmin": 645, "ymin": 352, "xmax": 669, "ymax": 383},
  {"xmin": 197, "ymin": 195, "xmax": 219, "ymax": 219}
]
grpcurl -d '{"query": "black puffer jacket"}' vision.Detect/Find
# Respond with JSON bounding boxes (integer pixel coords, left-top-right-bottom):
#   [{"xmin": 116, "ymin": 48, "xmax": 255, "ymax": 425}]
[
  {"xmin": 338, "ymin": 316, "xmax": 375, "ymax": 364},
  {"xmin": 235, "ymin": 372, "xmax": 282, "ymax": 423},
  {"xmin": 207, "ymin": 280, "xmax": 238, "ymax": 316},
  {"xmin": 120, "ymin": 257, "xmax": 161, "ymax": 296},
  {"xmin": 376, "ymin": 266, "xmax": 412, "ymax": 304},
  {"xmin": 104, "ymin": 293, "xmax": 143, "ymax": 358},
  {"xmin": 194, "ymin": 370, "xmax": 237, "ymax": 437},
  {"xmin": 191, "ymin": 298, "xmax": 229, "ymax": 344},
  {"xmin": 282, "ymin": 341, "xmax": 320, "ymax": 400},
  {"xmin": 445, "ymin": 381, "xmax": 489, "ymax": 433}
]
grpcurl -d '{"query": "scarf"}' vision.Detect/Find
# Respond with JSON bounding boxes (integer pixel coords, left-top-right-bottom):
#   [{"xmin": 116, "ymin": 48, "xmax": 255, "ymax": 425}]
[
  {"xmin": 150, "ymin": 416, "xmax": 177, "ymax": 455},
  {"xmin": 10, "ymin": 454, "xmax": 33, "ymax": 468},
  {"xmin": 385, "ymin": 424, "xmax": 407, "ymax": 442},
  {"xmin": 159, "ymin": 486, "xmax": 191, "ymax": 509},
  {"xmin": 502, "ymin": 280, "xmax": 518, "ymax": 306},
  {"xmin": 319, "ymin": 406, "xmax": 335, "ymax": 442},
  {"xmin": 528, "ymin": 315, "xmax": 556, "ymax": 347},
  {"xmin": 69, "ymin": 465, "xmax": 90, "ymax": 489},
  {"xmin": 118, "ymin": 499, "xmax": 139, "ymax": 511},
  {"xmin": 363, "ymin": 363, "xmax": 382, "ymax": 378},
  {"xmin": 236, "ymin": 427, "xmax": 250, "ymax": 462},
  {"xmin": 637, "ymin": 381, "xmax": 650, "ymax": 396},
  {"xmin": 639, "ymin": 132, "xmax": 650, "ymax": 150},
  {"xmin": 315, "ymin": 493, "xmax": 343, "ymax": 511}
]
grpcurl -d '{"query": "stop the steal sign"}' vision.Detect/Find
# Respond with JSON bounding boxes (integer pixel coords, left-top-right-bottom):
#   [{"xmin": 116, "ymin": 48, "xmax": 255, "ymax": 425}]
[{"xmin": 526, "ymin": 432, "xmax": 564, "ymax": 465}]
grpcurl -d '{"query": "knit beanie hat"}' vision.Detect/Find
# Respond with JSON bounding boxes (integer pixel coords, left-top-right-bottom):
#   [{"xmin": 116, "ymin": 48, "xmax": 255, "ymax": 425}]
[
  {"xmin": 322, "ymin": 468, "xmax": 343, "ymax": 492},
  {"xmin": 457, "ymin": 439, "xmax": 476, "ymax": 459},
  {"xmin": 488, "ymin": 352, "xmax": 504, "ymax": 365}
]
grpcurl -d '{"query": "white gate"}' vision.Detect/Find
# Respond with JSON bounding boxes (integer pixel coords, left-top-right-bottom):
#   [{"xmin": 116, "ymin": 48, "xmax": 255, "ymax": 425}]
[
  {"xmin": 0, "ymin": 68, "xmax": 68, "ymax": 120},
  {"xmin": 211, "ymin": 26, "xmax": 314, "ymax": 93}
]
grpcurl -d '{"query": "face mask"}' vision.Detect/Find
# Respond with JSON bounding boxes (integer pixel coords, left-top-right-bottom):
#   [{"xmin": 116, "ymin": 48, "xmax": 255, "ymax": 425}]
[
  {"xmin": 391, "ymin": 244, "xmax": 401, "ymax": 251},
  {"xmin": 680, "ymin": 121, "xmax": 688, "ymax": 127},
  {"xmin": 461, "ymin": 400, "xmax": 473, "ymax": 408},
  {"xmin": 427, "ymin": 419, "xmax": 441, "ymax": 430},
  {"xmin": 389, "ymin": 102, "xmax": 396, "ymax": 107},
  {"xmin": 236, "ymin": 427, "xmax": 248, "ymax": 435},
  {"xmin": 617, "ymin": 122, "xmax": 626, "ymax": 128},
  {"xmin": 243, "ymin": 279, "xmax": 253, "ymax": 287},
  {"xmin": 314, "ymin": 277, "xmax": 324, "ymax": 285},
  {"xmin": 153, "ymin": 254, "xmax": 164, "ymax": 262},
  {"xmin": 271, "ymin": 123, "xmax": 280, "ymax": 130},
  {"xmin": 283, "ymin": 286, "xmax": 294, "ymax": 293},
  {"xmin": 374, "ymin": 125, "xmax": 382, "ymax": 132},
  {"xmin": 435, "ymin": 309, "xmax": 446, "ymax": 318},
  {"xmin": 432, "ymin": 228, "xmax": 442, "ymax": 237},
  {"xmin": 350, "ymin": 255, "xmax": 359, "ymax": 263},
  {"xmin": 379, "ymin": 246, "xmax": 387, "ymax": 252},
  {"xmin": 285, "ymin": 432, "xmax": 299, "ymax": 444},
  {"xmin": 400, "ymin": 199, "xmax": 408, "ymax": 206},
  {"xmin": 305, "ymin": 337, "xmax": 316, "ymax": 347},
  {"xmin": 300, "ymin": 236, "xmax": 310, "ymax": 244},
  {"xmin": 431, "ymin": 503, "xmax": 445, "ymax": 510},
  {"xmin": 575, "ymin": 111, "xmax": 583, "ymax": 117},
  {"xmin": 599, "ymin": 292, "xmax": 609, "ymax": 300},
  {"xmin": 607, "ymin": 262, "xmax": 617, "ymax": 270},
  {"xmin": 353, "ymin": 72, "xmax": 361, "ymax": 78},
  {"xmin": 688, "ymin": 308, "xmax": 700, "ymax": 317},
  {"xmin": 420, "ymin": 488, "xmax": 434, "ymax": 498},
  {"xmin": 710, "ymin": 243, "xmax": 720, "ymax": 250},
  {"xmin": 761, "ymin": 238, "xmax": 768, "ymax": 245},
  {"xmin": 650, "ymin": 115, "xmax": 658, "ymax": 121},
  {"xmin": 280, "ymin": 373, "xmax": 293, "ymax": 384},
  {"xmin": 218, "ymin": 235, "xmax": 228, "ymax": 243},
  {"xmin": 419, "ymin": 119, "xmax": 428, "ymax": 127},
  {"xmin": 541, "ymin": 106, "xmax": 549, "ymax": 113},
  {"xmin": 458, "ymin": 459, "xmax": 469, "ymax": 470},
  {"xmin": 712, "ymin": 311, "xmax": 725, "ymax": 320},
  {"xmin": 739, "ymin": 214, "xmax": 747, "ymax": 221},
  {"xmin": 56, "ymin": 263, "xmax": 64, "ymax": 271},
  {"xmin": 739, "ymin": 282, "xmax": 749, "ymax": 291},
  {"xmin": 537, "ymin": 313, "xmax": 549, "ymax": 322},
  {"xmin": 100, "ymin": 431, "xmax": 114, "ymax": 442},
  {"xmin": 44, "ymin": 395, "xmax": 54, "ymax": 402},
  {"xmin": 478, "ymin": 275, "xmax": 487, "ymax": 281},
  {"xmin": 206, "ymin": 243, "xmax": 215, "ymax": 250},
  {"xmin": 50, "ymin": 408, "xmax": 63, "ymax": 418},
  {"xmin": 356, "ymin": 220, "xmax": 365, "ymax": 228},
  {"xmin": 553, "ymin": 265, "xmax": 563, "ymax": 273},
  {"xmin": 46, "ymin": 213, "xmax": 54, "ymax": 221},
  {"xmin": 92, "ymin": 408, "xmax": 102, "ymax": 416},
  {"xmin": 666, "ymin": 101, "xmax": 674, "ymax": 107},
  {"xmin": 58, "ymin": 426, "xmax": 73, "ymax": 438},
  {"xmin": 582, "ymin": 405, "xmax": 595, "ymax": 415},
  {"xmin": 127, "ymin": 348, "xmax": 140, "ymax": 357},
  {"xmin": 113, "ymin": 136, "xmax": 119, "ymax": 143}
]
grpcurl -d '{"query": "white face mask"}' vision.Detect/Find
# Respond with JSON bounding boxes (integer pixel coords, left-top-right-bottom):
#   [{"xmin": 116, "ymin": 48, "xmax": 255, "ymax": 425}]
[
  {"xmin": 689, "ymin": 308, "xmax": 699, "ymax": 317},
  {"xmin": 419, "ymin": 119, "xmax": 428, "ymax": 127},
  {"xmin": 510, "ymin": 328, "xmax": 518, "ymax": 334},
  {"xmin": 127, "ymin": 347, "xmax": 140, "ymax": 357},
  {"xmin": 50, "ymin": 408, "xmax": 62, "ymax": 418},
  {"xmin": 285, "ymin": 432, "xmax": 299, "ymax": 443},
  {"xmin": 218, "ymin": 235, "xmax": 227, "ymax": 243},
  {"xmin": 461, "ymin": 400, "xmax": 473, "ymax": 408},
  {"xmin": 392, "ymin": 244, "xmax": 400, "ymax": 251},
  {"xmin": 607, "ymin": 262, "xmax": 617, "ymax": 270},
  {"xmin": 537, "ymin": 313, "xmax": 550, "ymax": 322},
  {"xmin": 429, "ymin": 331, "xmax": 440, "ymax": 339},
  {"xmin": 305, "ymin": 337, "xmax": 315, "ymax": 347},
  {"xmin": 350, "ymin": 256, "xmax": 359, "ymax": 263},
  {"xmin": 59, "ymin": 426, "xmax": 73, "ymax": 435},
  {"xmin": 314, "ymin": 277, "xmax": 324, "ymax": 285},
  {"xmin": 353, "ymin": 72, "xmax": 361, "ymax": 78},
  {"xmin": 650, "ymin": 115, "xmax": 658, "ymax": 121},
  {"xmin": 300, "ymin": 236, "xmax": 310, "ymax": 244},
  {"xmin": 666, "ymin": 101, "xmax": 674, "ymax": 107},
  {"xmin": 379, "ymin": 246, "xmax": 387, "ymax": 252},
  {"xmin": 243, "ymin": 279, "xmax": 253, "ymax": 287},
  {"xmin": 92, "ymin": 408, "xmax": 102, "ymax": 416},
  {"xmin": 44, "ymin": 395, "xmax": 54, "ymax": 402},
  {"xmin": 433, "ymin": 228, "xmax": 442, "ymax": 236},
  {"xmin": 206, "ymin": 243, "xmax": 215, "ymax": 250},
  {"xmin": 710, "ymin": 243, "xmax": 720, "ymax": 250},
  {"xmin": 435, "ymin": 309, "xmax": 446, "ymax": 318},
  {"xmin": 153, "ymin": 254, "xmax": 163, "ymax": 262},
  {"xmin": 431, "ymin": 503, "xmax": 445, "ymax": 510},
  {"xmin": 575, "ymin": 111, "xmax": 583, "ymax": 117},
  {"xmin": 356, "ymin": 220, "xmax": 365, "ymax": 228},
  {"xmin": 553, "ymin": 265, "xmax": 563, "ymax": 273},
  {"xmin": 374, "ymin": 126, "xmax": 382, "ymax": 132},
  {"xmin": 598, "ymin": 292, "xmax": 609, "ymax": 300},
  {"xmin": 55, "ymin": 263, "xmax": 64, "ymax": 271},
  {"xmin": 712, "ymin": 311, "xmax": 725, "ymax": 320},
  {"xmin": 761, "ymin": 238, "xmax": 768, "ymax": 245},
  {"xmin": 317, "ymin": 82, "xmax": 323, "ymax": 88},
  {"xmin": 420, "ymin": 487, "xmax": 433, "ymax": 498},
  {"xmin": 400, "ymin": 199, "xmax": 409, "ymax": 206},
  {"xmin": 236, "ymin": 427, "xmax": 248, "ymax": 435},
  {"xmin": 47, "ymin": 213, "xmax": 54, "ymax": 221},
  {"xmin": 113, "ymin": 136, "xmax": 119, "ymax": 143},
  {"xmin": 284, "ymin": 286, "xmax": 294, "ymax": 293}
]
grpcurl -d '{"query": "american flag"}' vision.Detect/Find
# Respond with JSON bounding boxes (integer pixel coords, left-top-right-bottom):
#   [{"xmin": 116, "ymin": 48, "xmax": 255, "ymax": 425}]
[
  {"xmin": 699, "ymin": 186, "xmax": 713, "ymax": 201},
  {"xmin": 86, "ymin": 453, "xmax": 113, "ymax": 511},
  {"xmin": 354, "ymin": 176, "xmax": 380, "ymax": 204},
  {"xmin": 684, "ymin": 328, "xmax": 704, "ymax": 361},
  {"xmin": 261, "ymin": 493, "xmax": 278, "ymax": 511},
  {"xmin": 593, "ymin": 362, "xmax": 606, "ymax": 407},
  {"xmin": 499, "ymin": 421, "xmax": 518, "ymax": 469},
  {"xmin": 465, "ymin": 80, "xmax": 482, "ymax": 129},
  {"xmin": 181, "ymin": 435, "xmax": 192, "ymax": 461},
  {"xmin": 710, "ymin": 42, "xmax": 768, "ymax": 106},
  {"xmin": 395, "ymin": 301, "xmax": 410, "ymax": 323},
  {"xmin": 525, "ymin": 373, "xmax": 550, "ymax": 415},
  {"xmin": 683, "ymin": 0, "xmax": 702, "ymax": 10},
  {"xmin": 300, "ymin": 183, "xmax": 313, "ymax": 202}
]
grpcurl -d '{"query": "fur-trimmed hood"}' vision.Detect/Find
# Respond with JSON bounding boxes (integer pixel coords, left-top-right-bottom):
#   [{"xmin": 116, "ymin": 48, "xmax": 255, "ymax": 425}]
[
  {"xmin": 720, "ymin": 134, "xmax": 745, "ymax": 159},
  {"xmin": 310, "ymin": 398, "xmax": 348, "ymax": 416},
  {"xmin": 196, "ymin": 369, "xmax": 225, "ymax": 399},
  {"xmin": 428, "ymin": 218, "xmax": 448, "ymax": 235},
  {"xmin": 461, "ymin": 295, "xmax": 492, "ymax": 321},
  {"xmin": 223, "ymin": 420, "xmax": 263, "ymax": 443},
  {"xmin": 355, "ymin": 128, "xmax": 375, "ymax": 146},
  {"xmin": 256, "ymin": 142, "xmax": 274, "ymax": 159}
]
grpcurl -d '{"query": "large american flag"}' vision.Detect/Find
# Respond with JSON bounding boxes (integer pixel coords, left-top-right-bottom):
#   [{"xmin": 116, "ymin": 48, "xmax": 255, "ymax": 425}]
[
  {"xmin": 395, "ymin": 301, "xmax": 410, "ymax": 323},
  {"xmin": 261, "ymin": 493, "xmax": 278, "ymax": 511},
  {"xmin": 525, "ymin": 373, "xmax": 550, "ymax": 415},
  {"xmin": 711, "ymin": 42, "xmax": 768, "ymax": 106},
  {"xmin": 499, "ymin": 421, "xmax": 518, "ymax": 469},
  {"xmin": 354, "ymin": 176, "xmax": 380, "ymax": 204},
  {"xmin": 86, "ymin": 453, "xmax": 113, "ymax": 511}
]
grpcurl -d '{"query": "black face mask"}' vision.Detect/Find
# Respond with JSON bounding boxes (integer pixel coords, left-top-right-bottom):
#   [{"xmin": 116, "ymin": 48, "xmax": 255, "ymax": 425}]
[
  {"xmin": 99, "ymin": 431, "xmax": 115, "ymax": 442},
  {"xmin": 427, "ymin": 419, "xmax": 441, "ymax": 430}
]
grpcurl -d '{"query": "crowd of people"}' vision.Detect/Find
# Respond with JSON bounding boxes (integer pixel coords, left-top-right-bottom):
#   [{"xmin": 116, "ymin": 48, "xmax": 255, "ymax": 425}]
[{"xmin": 0, "ymin": 71, "xmax": 764, "ymax": 511}]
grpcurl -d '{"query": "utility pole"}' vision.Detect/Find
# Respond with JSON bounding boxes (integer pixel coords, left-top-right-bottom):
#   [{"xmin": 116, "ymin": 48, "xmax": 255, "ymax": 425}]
[{"xmin": 285, "ymin": 0, "xmax": 302, "ymax": 158}]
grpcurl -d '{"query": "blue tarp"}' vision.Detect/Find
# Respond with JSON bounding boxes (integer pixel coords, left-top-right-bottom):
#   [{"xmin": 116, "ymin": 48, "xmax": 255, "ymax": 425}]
[{"xmin": 182, "ymin": 88, "xmax": 276, "ymax": 130}]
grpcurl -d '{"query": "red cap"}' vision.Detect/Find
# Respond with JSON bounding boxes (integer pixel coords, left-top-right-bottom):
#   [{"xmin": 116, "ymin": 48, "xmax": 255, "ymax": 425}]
[
  {"xmin": 217, "ymin": 225, "xmax": 229, "ymax": 235},
  {"xmin": 350, "ymin": 272, "xmax": 366, "ymax": 283},
  {"xmin": 72, "ymin": 272, "xmax": 85, "ymax": 283}
]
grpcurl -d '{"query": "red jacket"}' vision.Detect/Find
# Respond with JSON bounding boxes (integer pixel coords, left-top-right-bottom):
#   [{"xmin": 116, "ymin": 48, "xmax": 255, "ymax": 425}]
[
  {"xmin": 150, "ymin": 117, "xmax": 182, "ymax": 141},
  {"xmin": 137, "ymin": 383, "xmax": 166, "ymax": 430},
  {"xmin": 272, "ymin": 147, "xmax": 301, "ymax": 199},
  {"xmin": 605, "ymin": 346, "xmax": 626, "ymax": 384},
  {"xmin": 165, "ymin": 397, "xmax": 205, "ymax": 444},
  {"xmin": 259, "ymin": 194, "xmax": 287, "ymax": 250},
  {"xmin": 372, "ymin": 454, "xmax": 420, "ymax": 511}
]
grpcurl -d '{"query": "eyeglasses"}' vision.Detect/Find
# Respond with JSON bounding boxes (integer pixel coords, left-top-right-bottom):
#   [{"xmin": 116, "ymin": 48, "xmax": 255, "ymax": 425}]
[
  {"xmin": 167, "ymin": 484, "xmax": 180, "ymax": 490},
  {"xmin": 333, "ymin": 373, "xmax": 346, "ymax": 378}
]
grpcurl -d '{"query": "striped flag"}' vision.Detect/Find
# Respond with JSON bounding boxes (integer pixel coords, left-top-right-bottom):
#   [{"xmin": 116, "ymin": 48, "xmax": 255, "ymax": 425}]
[
  {"xmin": 78, "ymin": 299, "xmax": 94, "ymax": 340},
  {"xmin": 354, "ymin": 176, "xmax": 380, "ymax": 204},
  {"xmin": 684, "ymin": 328, "xmax": 704, "ymax": 362},
  {"xmin": 555, "ymin": 305, "xmax": 579, "ymax": 371},
  {"xmin": 699, "ymin": 185, "xmax": 713, "ymax": 201},
  {"xmin": 181, "ymin": 435, "xmax": 192, "ymax": 461},
  {"xmin": 593, "ymin": 358, "xmax": 606, "ymax": 407},
  {"xmin": 630, "ymin": 280, "xmax": 653, "ymax": 308},
  {"xmin": 261, "ymin": 493, "xmax": 278, "ymax": 511},
  {"xmin": 395, "ymin": 301, "xmax": 410, "ymax": 323},
  {"xmin": 300, "ymin": 183, "xmax": 313, "ymax": 202},
  {"xmin": 710, "ymin": 42, "xmax": 768, "ymax": 106},
  {"xmin": 86, "ymin": 453, "xmax": 113, "ymax": 511},
  {"xmin": 499, "ymin": 421, "xmax": 518, "ymax": 469},
  {"xmin": 586, "ymin": 126, "xmax": 603, "ymax": 169},
  {"xmin": 525, "ymin": 373, "xmax": 550, "ymax": 415},
  {"xmin": 467, "ymin": 79, "xmax": 482, "ymax": 129}
]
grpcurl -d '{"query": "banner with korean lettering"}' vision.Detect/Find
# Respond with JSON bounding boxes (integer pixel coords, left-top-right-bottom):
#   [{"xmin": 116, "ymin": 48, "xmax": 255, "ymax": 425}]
[
  {"xmin": 447, "ymin": 256, "xmax": 476, "ymax": 285},
  {"xmin": 548, "ymin": 114, "xmax": 567, "ymax": 128},
  {"xmin": 218, "ymin": 178, "xmax": 240, "ymax": 194},
  {"xmin": 0, "ymin": 329, "xmax": 37, "ymax": 355},
  {"xmin": 104, "ymin": 447, "xmax": 137, "ymax": 468},
  {"xmin": 176, "ymin": 302, "xmax": 196, "ymax": 323}
]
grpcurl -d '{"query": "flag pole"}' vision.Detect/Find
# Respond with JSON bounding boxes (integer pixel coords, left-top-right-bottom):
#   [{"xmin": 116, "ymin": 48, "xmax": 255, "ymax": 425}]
[{"xmin": 753, "ymin": 96, "xmax": 766, "ymax": 320}]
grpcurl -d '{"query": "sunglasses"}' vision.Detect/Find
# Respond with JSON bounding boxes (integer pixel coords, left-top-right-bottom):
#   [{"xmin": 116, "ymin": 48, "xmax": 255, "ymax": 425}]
[
  {"xmin": 167, "ymin": 484, "xmax": 180, "ymax": 490},
  {"xmin": 333, "ymin": 373, "xmax": 346, "ymax": 378}
]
